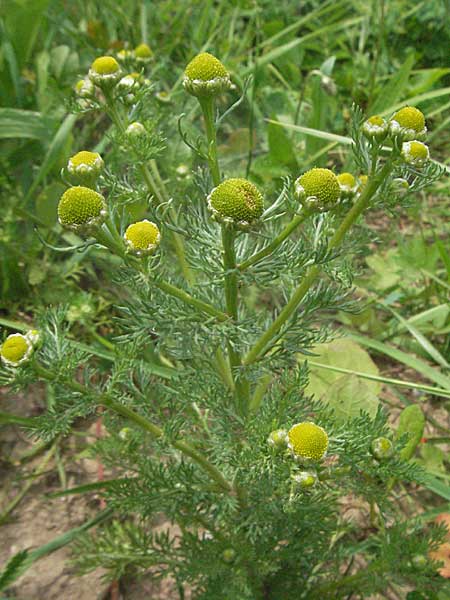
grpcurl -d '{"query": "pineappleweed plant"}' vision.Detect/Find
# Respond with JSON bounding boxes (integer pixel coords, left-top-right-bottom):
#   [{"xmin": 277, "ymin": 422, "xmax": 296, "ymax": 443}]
[{"xmin": 1, "ymin": 49, "xmax": 448, "ymax": 599}]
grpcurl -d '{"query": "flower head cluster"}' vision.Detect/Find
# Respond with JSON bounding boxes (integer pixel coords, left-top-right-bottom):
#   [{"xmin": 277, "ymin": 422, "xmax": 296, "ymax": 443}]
[
  {"xmin": 67, "ymin": 151, "xmax": 104, "ymax": 185},
  {"xmin": 183, "ymin": 52, "xmax": 231, "ymax": 97},
  {"xmin": 389, "ymin": 106, "xmax": 426, "ymax": 141},
  {"xmin": 124, "ymin": 220, "xmax": 161, "ymax": 256},
  {"xmin": 294, "ymin": 168, "xmax": 340, "ymax": 212},
  {"xmin": 1, "ymin": 330, "xmax": 40, "ymax": 367},
  {"xmin": 58, "ymin": 186, "xmax": 107, "ymax": 233},
  {"xmin": 134, "ymin": 43, "xmax": 153, "ymax": 63},
  {"xmin": 207, "ymin": 178, "xmax": 264, "ymax": 228},
  {"xmin": 288, "ymin": 422, "xmax": 328, "ymax": 462},
  {"xmin": 89, "ymin": 56, "xmax": 121, "ymax": 87},
  {"xmin": 401, "ymin": 140, "xmax": 430, "ymax": 166}
]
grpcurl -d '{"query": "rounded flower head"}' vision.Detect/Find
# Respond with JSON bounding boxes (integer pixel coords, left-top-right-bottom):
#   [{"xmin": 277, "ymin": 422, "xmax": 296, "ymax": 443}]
[
  {"xmin": 371, "ymin": 437, "xmax": 394, "ymax": 460},
  {"xmin": 58, "ymin": 186, "xmax": 107, "ymax": 233},
  {"xmin": 134, "ymin": 43, "xmax": 153, "ymax": 62},
  {"xmin": 124, "ymin": 220, "xmax": 161, "ymax": 256},
  {"xmin": 294, "ymin": 168, "xmax": 340, "ymax": 212},
  {"xmin": 288, "ymin": 422, "xmax": 328, "ymax": 462},
  {"xmin": 75, "ymin": 78, "xmax": 94, "ymax": 98},
  {"xmin": 337, "ymin": 172, "xmax": 357, "ymax": 199},
  {"xmin": 67, "ymin": 151, "xmax": 104, "ymax": 184},
  {"xmin": 362, "ymin": 115, "xmax": 388, "ymax": 141},
  {"xmin": 126, "ymin": 121, "xmax": 146, "ymax": 138},
  {"xmin": 292, "ymin": 470, "xmax": 318, "ymax": 490},
  {"xmin": 268, "ymin": 429, "xmax": 288, "ymax": 451},
  {"xmin": 401, "ymin": 140, "xmax": 430, "ymax": 166},
  {"xmin": 183, "ymin": 52, "xmax": 231, "ymax": 97},
  {"xmin": 207, "ymin": 178, "xmax": 264, "ymax": 228},
  {"xmin": 1, "ymin": 332, "xmax": 36, "ymax": 367},
  {"xmin": 389, "ymin": 106, "xmax": 426, "ymax": 141},
  {"xmin": 89, "ymin": 56, "xmax": 121, "ymax": 86}
]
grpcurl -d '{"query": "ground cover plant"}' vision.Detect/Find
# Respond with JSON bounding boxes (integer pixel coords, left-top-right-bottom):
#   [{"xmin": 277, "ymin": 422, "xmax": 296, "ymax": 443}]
[{"xmin": 0, "ymin": 1, "xmax": 449, "ymax": 599}]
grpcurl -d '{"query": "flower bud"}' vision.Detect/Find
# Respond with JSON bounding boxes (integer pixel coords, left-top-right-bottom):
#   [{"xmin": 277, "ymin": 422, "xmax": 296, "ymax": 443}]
[
  {"xmin": 222, "ymin": 548, "xmax": 236, "ymax": 564},
  {"xmin": 117, "ymin": 49, "xmax": 132, "ymax": 62},
  {"xmin": 183, "ymin": 52, "xmax": 231, "ymax": 98},
  {"xmin": 389, "ymin": 106, "xmax": 427, "ymax": 141},
  {"xmin": 1, "ymin": 332, "xmax": 36, "ymax": 367},
  {"xmin": 117, "ymin": 72, "xmax": 141, "ymax": 93},
  {"xmin": 292, "ymin": 470, "xmax": 318, "ymax": 490},
  {"xmin": 89, "ymin": 56, "xmax": 121, "ymax": 87},
  {"xmin": 294, "ymin": 168, "xmax": 340, "ymax": 212},
  {"xmin": 391, "ymin": 177, "xmax": 410, "ymax": 195},
  {"xmin": 124, "ymin": 220, "xmax": 161, "ymax": 256},
  {"xmin": 134, "ymin": 43, "xmax": 153, "ymax": 63},
  {"xmin": 58, "ymin": 186, "xmax": 107, "ymax": 233},
  {"xmin": 371, "ymin": 437, "xmax": 394, "ymax": 460},
  {"xmin": 125, "ymin": 122, "xmax": 146, "ymax": 138},
  {"xmin": 207, "ymin": 178, "xmax": 264, "ymax": 228},
  {"xmin": 411, "ymin": 555, "xmax": 428, "ymax": 570},
  {"xmin": 75, "ymin": 78, "xmax": 94, "ymax": 98},
  {"xmin": 268, "ymin": 429, "xmax": 288, "ymax": 451},
  {"xmin": 288, "ymin": 422, "xmax": 329, "ymax": 463},
  {"xmin": 337, "ymin": 172, "xmax": 357, "ymax": 200},
  {"xmin": 401, "ymin": 141, "xmax": 430, "ymax": 166},
  {"xmin": 67, "ymin": 151, "xmax": 104, "ymax": 185},
  {"xmin": 119, "ymin": 427, "xmax": 133, "ymax": 441},
  {"xmin": 362, "ymin": 115, "xmax": 388, "ymax": 141}
]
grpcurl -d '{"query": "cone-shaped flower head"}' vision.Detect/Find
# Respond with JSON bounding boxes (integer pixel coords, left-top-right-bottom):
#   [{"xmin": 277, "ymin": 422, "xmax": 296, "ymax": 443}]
[
  {"xmin": 1, "ymin": 332, "xmax": 36, "ymax": 367},
  {"xmin": 58, "ymin": 186, "xmax": 107, "ymax": 233},
  {"xmin": 67, "ymin": 151, "xmax": 104, "ymax": 183},
  {"xmin": 208, "ymin": 178, "xmax": 264, "ymax": 228},
  {"xmin": 124, "ymin": 219, "xmax": 161, "ymax": 256},
  {"xmin": 89, "ymin": 56, "xmax": 121, "ymax": 86},
  {"xmin": 288, "ymin": 422, "xmax": 328, "ymax": 462},
  {"xmin": 401, "ymin": 140, "xmax": 430, "ymax": 166},
  {"xmin": 294, "ymin": 168, "xmax": 340, "ymax": 211},
  {"xmin": 183, "ymin": 52, "xmax": 231, "ymax": 97},
  {"xmin": 292, "ymin": 470, "xmax": 318, "ymax": 490},
  {"xmin": 389, "ymin": 106, "xmax": 426, "ymax": 141},
  {"xmin": 371, "ymin": 437, "xmax": 394, "ymax": 460},
  {"xmin": 337, "ymin": 172, "xmax": 357, "ymax": 199},
  {"xmin": 362, "ymin": 115, "xmax": 388, "ymax": 141},
  {"xmin": 134, "ymin": 43, "xmax": 153, "ymax": 62}
]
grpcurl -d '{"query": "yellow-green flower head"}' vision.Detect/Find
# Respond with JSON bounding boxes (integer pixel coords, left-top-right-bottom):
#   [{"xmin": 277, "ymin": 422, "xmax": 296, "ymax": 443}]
[
  {"xmin": 117, "ymin": 73, "xmax": 141, "ymax": 92},
  {"xmin": 207, "ymin": 178, "xmax": 264, "ymax": 228},
  {"xmin": 67, "ymin": 151, "xmax": 104, "ymax": 179},
  {"xmin": 337, "ymin": 172, "xmax": 357, "ymax": 199},
  {"xmin": 117, "ymin": 49, "xmax": 132, "ymax": 61},
  {"xmin": 125, "ymin": 121, "xmax": 146, "ymax": 137},
  {"xmin": 268, "ymin": 429, "xmax": 288, "ymax": 451},
  {"xmin": 89, "ymin": 56, "xmax": 121, "ymax": 86},
  {"xmin": 1, "ymin": 333, "xmax": 34, "ymax": 367},
  {"xmin": 294, "ymin": 168, "xmax": 340, "ymax": 212},
  {"xmin": 292, "ymin": 470, "xmax": 318, "ymax": 490},
  {"xmin": 389, "ymin": 106, "xmax": 427, "ymax": 141},
  {"xmin": 183, "ymin": 52, "xmax": 231, "ymax": 97},
  {"xmin": 75, "ymin": 78, "xmax": 94, "ymax": 98},
  {"xmin": 288, "ymin": 422, "xmax": 329, "ymax": 462},
  {"xmin": 357, "ymin": 174, "xmax": 368, "ymax": 193},
  {"xmin": 58, "ymin": 186, "xmax": 107, "ymax": 232},
  {"xmin": 124, "ymin": 219, "xmax": 161, "ymax": 256},
  {"xmin": 371, "ymin": 437, "xmax": 394, "ymax": 460},
  {"xmin": 134, "ymin": 43, "xmax": 153, "ymax": 62},
  {"xmin": 362, "ymin": 115, "xmax": 388, "ymax": 141},
  {"xmin": 401, "ymin": 140, "xmax": 430, "ymax": 166}
]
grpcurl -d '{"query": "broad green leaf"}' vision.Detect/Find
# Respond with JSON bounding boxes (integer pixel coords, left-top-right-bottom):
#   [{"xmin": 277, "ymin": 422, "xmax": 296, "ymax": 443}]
[
  {"xmin": 35, "ymin": 181, "xmax": 65, "ymax": 226},
  {"xmin": 365, "ymin": 251, "xmax": 400, "ymax": 291},
  {"xmin": 0, "ymin": 108, "xmax": 52, "ymax": 140},
  {"xmin": 268, "ymin": 118, "xmax": 297, "ymax": 168},
  {"xmin": 419, "ymin": 445, "xmax": 446, "ymax": 475},
  {"xmin": 371, "ymin": 54, "xmax": 415, "ymax": 113},
  {"xmin": 323, "ymin": 374, "xmax": 379, "ymax": 422},
  {"xmin": 396, "ymin": 405, "xmax": 425, "ymax": 460}
]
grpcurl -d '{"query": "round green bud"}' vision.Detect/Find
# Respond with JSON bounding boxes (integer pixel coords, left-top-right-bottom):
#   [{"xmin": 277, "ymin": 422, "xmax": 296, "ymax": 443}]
[
  {"xmin": 222, "ymin": 548, "xmax": 236, "ymax": 564},
  {"xmin": 89, "ymin": 56, "xmax": 121, "ymax": 86},
  {"xmin": 58, "ymin": 186, "xmax": 107, "ymax": 233},
  {"xmin": 117, "ymin": 73, "xmax": 141, "ymax": 93},
  {"xmin": 67, "ymin": 151, "xmax": 104, "ymax": 185},
  {"xmin": 337, "ymin": 172, "xmax": 357, "ymax": 199},
  {"xmin": 75, "ymin": 78, "xmax": 94, "ymax": 98},
  {"xmin": 294, "ymin": 168, "xmax": 340, "ymax": 212},
  {"xmin": 134, "ymin": 43, "xmax": 153, "ymax": 62},
  {"xmin": 183, "ymin": 52, "xmax": 231, "ymax": 97},
  {"xmin": 117, "ymin": 49, "xmax": 132, "ymax": 61},
  {"xmin": 124, "ymin": 219, "xmax": 161, "ymax": 256},
  {"xmin": 0, "ymin": 333, "xmax": 34, "ymax": 367},
  {"xmin": 362, "ymin": 115, "xmax": 388, "ymax": 141},
  {"xmin": 391, "ymin": 177, "xmax": 410, "ymax": 195},
  {"xmin": 118, "ymin": 427, "xmax": 133, "ymax": 441},
  {"xmin": 389, "ymin": 106, "xmax": 427, "ymax": 141},
  {"xmin": 411, "ymin": 555, "xmax": 428, "ymax": 570},
  {"xmin": 207, "ymin": 178, "xmax": 264, "ymax": 228},
  {"xmin": 401, "ymin": 140, "xmax": 430, "ymax": 166},
  {"xmin": 371, "ymin": 437, "xmax": 394, "ymax": 460},
  {"xmin": 155, "ymin": 90, "xmax": 171, "ymax": 104},
  {"xmin": 268, "ymin": 429, "xmax": 288, "ymax": 451},
  {"xmin": 125, "ymin": 122, "xmax": 146, "ymax": 138},
  {"xmin": 292, "ymin": 470, "xmax": 318, "ymax": 490},
  {"xmin": 288, "ymin": 422, "xmax": 329, "ymax": 463},
  {"xmin": 176, "ymin": 164, "xmax": 190, "ymax": 179}
]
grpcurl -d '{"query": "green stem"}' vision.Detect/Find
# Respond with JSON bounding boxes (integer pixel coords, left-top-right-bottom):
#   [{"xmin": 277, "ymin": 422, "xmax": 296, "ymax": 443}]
[
  {"xmin": 199, "ymin": 96, "xmax": 221, "ymax": 186},
  {"xmin": 34, "ymin": 365, "xmax": 233, "ymax": 493},
  {"xmin": 244, "ymin": 161, "xmax": 392, "ymax": 366},
  {"xmin": 156, "ymin": 279, "xmax": 228, "ymax": 321},
  {"xmin": 238, "ymin": 210, "xmax": 310, "ymax": 271}
]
